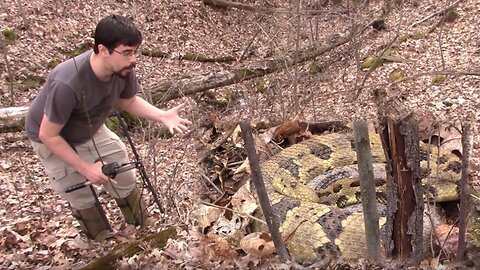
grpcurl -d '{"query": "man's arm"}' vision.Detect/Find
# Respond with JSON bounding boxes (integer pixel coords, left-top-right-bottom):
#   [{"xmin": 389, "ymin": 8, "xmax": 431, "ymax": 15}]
[
  {"xmin": 116, "ymin": 96, "xmax": 192, "ymax": 134},
  {"xmin": 38, "ymin": 115, "xmax": 109, "ymax": 185}
]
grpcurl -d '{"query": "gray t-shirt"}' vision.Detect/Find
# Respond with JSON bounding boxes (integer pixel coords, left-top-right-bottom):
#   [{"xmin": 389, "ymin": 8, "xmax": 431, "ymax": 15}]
[{"xmin": 25, "ymin": 50, "xmax": 140, "ymax": 145}]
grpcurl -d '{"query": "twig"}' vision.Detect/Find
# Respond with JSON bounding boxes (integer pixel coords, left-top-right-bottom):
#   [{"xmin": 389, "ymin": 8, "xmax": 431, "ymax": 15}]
[
  {"xmin": 240, "ymin": 29, "xmax": 261, "ymax": 61},
  {"xmin": 200, "ymin": 173, "xmax": 224, "ymax": 195},
  {"xmin": 357, "ymin": 70, "xmax": 480, "ymax": 92},
  {"xmin": 427, "ymin": 0, "xmax": 464, "ymax": 34}
]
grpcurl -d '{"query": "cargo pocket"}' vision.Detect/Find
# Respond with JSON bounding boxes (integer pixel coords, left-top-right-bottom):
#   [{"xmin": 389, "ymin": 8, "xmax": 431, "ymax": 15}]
[
  {"xmin": 34, "ymin": 142, "xmax": 54, "ymax": 160},
  {"xmin": 33, "ymin": 143, "xmax": 68, "ymax": 183},
  {"xmin": 94, "ymin": 127, "xmax": 128, "ymax": 158},
  {"xmin": 44, "ymin": 158, "xmax": 68, "ymax": 183}
]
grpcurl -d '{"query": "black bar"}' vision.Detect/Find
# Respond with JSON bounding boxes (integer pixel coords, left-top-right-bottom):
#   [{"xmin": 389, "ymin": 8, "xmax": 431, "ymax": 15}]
[
  {"xmin": 113, "ymin": 111, "xmax": 165, "ymax": 213},
  {"xmin": 65, "ymin": 181, "xmax": 90, "ymax": 193}
]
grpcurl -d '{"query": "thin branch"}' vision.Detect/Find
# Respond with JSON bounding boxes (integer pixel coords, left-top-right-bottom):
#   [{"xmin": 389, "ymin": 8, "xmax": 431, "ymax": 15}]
[
  {"xmin": 357, "ymin": 70, "xmax": 480, "ymax": 91},
  {"xmin": 203, "ymin": 0, "xmax": 348, "ymax": 16},
  {"xmin": 409, "ymin": 0, "xmax": 462, "ymax": 28},
  {"xmin": 240, "ymin": 29, "xmax": 261, "ymax": 62}
]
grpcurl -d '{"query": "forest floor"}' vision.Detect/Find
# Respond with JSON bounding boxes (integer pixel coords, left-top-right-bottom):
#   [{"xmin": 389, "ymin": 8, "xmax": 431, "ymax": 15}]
[{"xmin": 1, "ymin": 0, "xmax": 480, "ymax": 269}]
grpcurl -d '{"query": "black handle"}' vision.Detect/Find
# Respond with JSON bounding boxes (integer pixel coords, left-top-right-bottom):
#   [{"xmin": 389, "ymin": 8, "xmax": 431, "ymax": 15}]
[
  {"xmin": 102, "ymin": 162, "xmax": 120, "ymax": 178},
  {"xmin": 65, "ymin": 181, "xmax": 90, "ymax": 193}
]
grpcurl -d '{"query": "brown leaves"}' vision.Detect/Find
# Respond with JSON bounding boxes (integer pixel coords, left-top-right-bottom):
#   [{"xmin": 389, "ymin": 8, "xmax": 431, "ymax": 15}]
[
  {"xmin": 240, "ymin": 232, "xmax": 276, "ymax": 257},
  {"xmin": 434, "ymin": 224, "xmax": 460, "ymax": 257}
]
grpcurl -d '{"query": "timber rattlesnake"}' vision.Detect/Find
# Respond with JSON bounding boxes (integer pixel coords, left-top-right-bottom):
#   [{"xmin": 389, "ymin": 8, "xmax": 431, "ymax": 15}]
[{"xmin": 257, "ymin": 132, "xmax": 461, "ymax": 261}]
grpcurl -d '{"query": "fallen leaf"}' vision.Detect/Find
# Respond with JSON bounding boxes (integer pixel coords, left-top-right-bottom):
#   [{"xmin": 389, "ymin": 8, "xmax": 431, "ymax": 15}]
[
  {"xmin": 434, "ymin": 224, "xmax": 459, "ymax": 257},
  {"xmin": 194, "ymin": 204, "xmax": 223, "ymax": 230}
]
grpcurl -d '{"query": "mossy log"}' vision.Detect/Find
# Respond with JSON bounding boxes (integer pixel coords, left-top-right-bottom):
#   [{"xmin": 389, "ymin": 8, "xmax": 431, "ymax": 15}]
[
  {"xmin": 80, "ymin": 227, "xmax": 177, "ymax": 270},
  {"xmin": 0, "ymin": 27, "xmax": 355, "ymax": 133},
  {"xmin": 149, "ymin": 29, "xmax": 354, "ymax": 104}
]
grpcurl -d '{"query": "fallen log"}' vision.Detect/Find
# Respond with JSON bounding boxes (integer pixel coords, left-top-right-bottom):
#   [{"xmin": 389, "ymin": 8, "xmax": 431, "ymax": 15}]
[
  {"xmin": 0, "ymin": 28, "xmax": 355, "ymax": 133},
  {"xmin": 80, "ymin": 226, "xmax": 177, "ymax": 270},
  {"xmin": 149, "ymin": 29, "xmax": 354, "ymax": 103},
  {"xmin": 0, "ymin": 106, "xmax": 28, "ymax": 133}
]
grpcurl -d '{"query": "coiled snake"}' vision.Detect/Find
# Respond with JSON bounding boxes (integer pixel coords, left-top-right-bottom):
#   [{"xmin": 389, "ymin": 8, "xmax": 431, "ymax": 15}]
[{"xmin": 257, "ymin": 132, "xmax": 461, "ymax": 261}]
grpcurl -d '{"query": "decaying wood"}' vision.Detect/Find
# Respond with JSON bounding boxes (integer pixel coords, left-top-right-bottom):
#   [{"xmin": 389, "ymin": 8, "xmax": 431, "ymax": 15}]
[
  {"xmin": 375, "ymin": 88, "xmax": 423, "ymax": 265},
  {"xmin": 178, "ymin": 53, "xmax": 236, "ymax": 63},
  {"xmin": 202, "ymin": 0, "xmax": 347, "ymax": 16},
  {"xmin": 80, "ymin": 227, "xmax": 177, "ymax": 270},
  {"xmin": 384, "ymin": 115, "xmax": 423, "ymax": 265}
]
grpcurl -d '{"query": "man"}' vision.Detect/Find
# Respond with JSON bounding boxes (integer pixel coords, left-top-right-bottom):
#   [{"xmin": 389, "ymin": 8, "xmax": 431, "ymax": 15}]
[{"xmin": 25, "ymin": 14, "xmax": 192, "ymax": 241}]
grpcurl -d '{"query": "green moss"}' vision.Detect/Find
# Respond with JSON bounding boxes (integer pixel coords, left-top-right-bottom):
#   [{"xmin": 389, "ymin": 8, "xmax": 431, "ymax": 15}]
[
  {"xmin": 309, "ymin": 62, "xmax": 326, "ymax": 74},
  {"xmin": 2, "ymin": 28, "xmax": 16, "ymax": 42},
  {"xmin": 389, "ymin": 70, "xmax": 404, "ymax": 81},
  {"xmin": 411, "ymin": 31, "xmax": 428, "ymax": 40},
  {"xmin": 234, "ymin": 69, "xmax": 256, "ymax": 80},
  {"xmin": 432, "ymin": 75, "xmax": 446, "ymax": 85},
  {"xmin": 47, "ymin": 59, "xmax": 61, "ymax": 69},
  {"xmin": 254, "ymin": 79, "xmax": 268, "ymax": 94},
  {"xmin": 5, "ymin": 75, "xmax": 45, "ymax": 91},
  {"xmin": 383, "ymin": 46, "xmax": 398, "ymax": 56},
  {"xmin": 225, "ymin": 90, "xmax": 237, "ymax": 104},
  {"xmin": 61, "ymin": 41, "xmax": 92, "ymax": 57},
  {"xmin": 141, "ymin": 49, "xmax": 167, "ymax": 57},
  {"xmin": 361, "ymin": 57, "xmax": 383, "ymax": 69},
  {"xmin": 81, "ymin": 227, "xmax": 177, "ymax": 270},
  {"xmin": 20, "ymin": 75, "xmax": 45, "ymax": 91},
  {"xmin": 398, "ymin": 35, "xmax": 409, "ymax": 43},
  {"xmin": 105, "ymin": 111, "xmax": 141, "ymax": 136}
]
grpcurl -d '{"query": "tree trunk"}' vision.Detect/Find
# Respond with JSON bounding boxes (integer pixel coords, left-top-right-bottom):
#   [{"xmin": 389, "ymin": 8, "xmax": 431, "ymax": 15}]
[{"xmin": 375, "ymin": 88, "xmax": 423, "ymax": 266}]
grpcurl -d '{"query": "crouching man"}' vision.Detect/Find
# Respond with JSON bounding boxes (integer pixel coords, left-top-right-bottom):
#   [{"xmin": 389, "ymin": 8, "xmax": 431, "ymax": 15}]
[{"xmin": 25, "ymin": 14, "xmax": 191, "ymax": 241}]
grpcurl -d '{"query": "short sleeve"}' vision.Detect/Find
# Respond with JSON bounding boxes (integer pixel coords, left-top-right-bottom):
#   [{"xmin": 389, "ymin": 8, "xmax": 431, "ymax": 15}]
[{"xmin": 44, "ymin": 79, "xmax": 78, "ymax": 125}]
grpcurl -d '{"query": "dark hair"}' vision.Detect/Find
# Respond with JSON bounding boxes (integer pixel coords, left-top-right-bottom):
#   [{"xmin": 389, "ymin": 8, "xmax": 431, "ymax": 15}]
[{"xmin": 93, "ymin": 14, "xmax": 142, "ymax": 53}]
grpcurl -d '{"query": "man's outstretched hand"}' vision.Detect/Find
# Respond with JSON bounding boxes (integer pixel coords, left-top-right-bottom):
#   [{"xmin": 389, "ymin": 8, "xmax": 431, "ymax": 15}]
[{"xmin": 161, "ymin": 102, "xmax": 192, "ymax": 135}]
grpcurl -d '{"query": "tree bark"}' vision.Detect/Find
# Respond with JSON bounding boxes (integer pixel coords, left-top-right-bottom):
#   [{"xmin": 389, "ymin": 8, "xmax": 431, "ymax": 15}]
[
  {"xmin": 375, "ymin": 88, "xmax": 423, "ymax": 265},
  {"xmin": 457, "ymin": 122, "xmax": 472, "ymax": 260}
]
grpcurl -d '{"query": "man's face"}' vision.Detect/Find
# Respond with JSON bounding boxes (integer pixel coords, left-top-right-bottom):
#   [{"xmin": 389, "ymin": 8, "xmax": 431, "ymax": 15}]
[{"xmin": 108, "ymin": 44, "xmax": 139, "ymax": 78}]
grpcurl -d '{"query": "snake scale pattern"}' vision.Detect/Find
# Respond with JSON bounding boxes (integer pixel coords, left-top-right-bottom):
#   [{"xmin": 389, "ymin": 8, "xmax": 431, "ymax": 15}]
[{"xmin": 257, "ymin": 132, "xmax": 461, "ymax": 261}]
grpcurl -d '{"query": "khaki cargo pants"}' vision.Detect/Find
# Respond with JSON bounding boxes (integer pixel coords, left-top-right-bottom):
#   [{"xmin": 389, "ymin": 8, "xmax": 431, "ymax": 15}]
[{"xmin": 31, "ymin": 125, "xmax": 136, "ymax": 210}]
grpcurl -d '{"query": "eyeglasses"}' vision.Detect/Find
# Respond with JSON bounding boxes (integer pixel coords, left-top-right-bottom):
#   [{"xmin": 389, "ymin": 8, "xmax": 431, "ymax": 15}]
[{"xmin": 111, "ymin": 48, "xmax": 140, "ymax": 57}]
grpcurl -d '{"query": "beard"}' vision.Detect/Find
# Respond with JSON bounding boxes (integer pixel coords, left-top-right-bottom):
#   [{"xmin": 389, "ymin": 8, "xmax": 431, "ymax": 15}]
[{"xmin": 114, "ymin": 64, "xmax": 136, "ymax": 78}]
